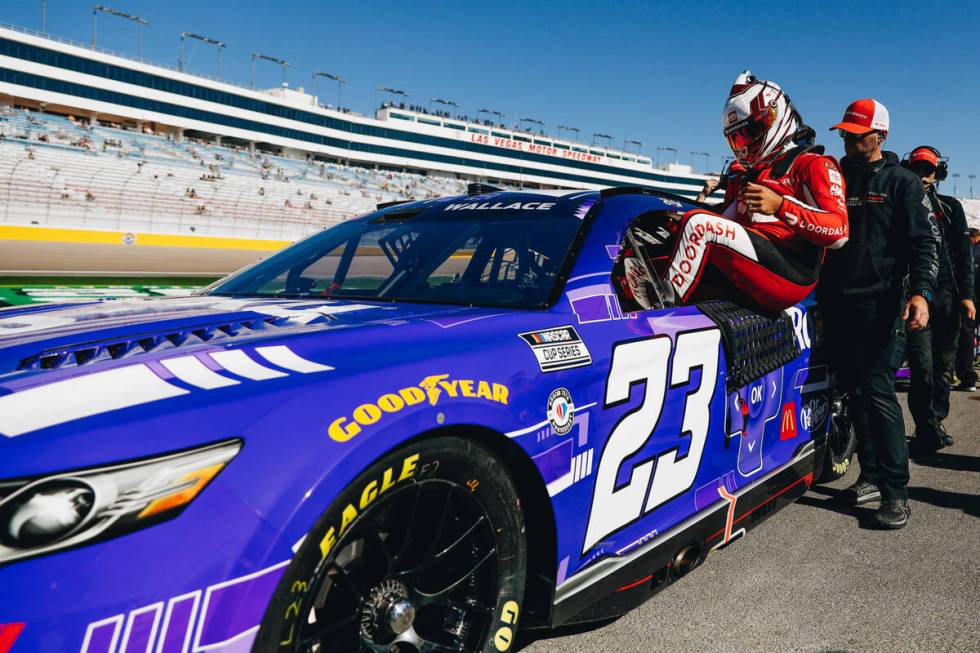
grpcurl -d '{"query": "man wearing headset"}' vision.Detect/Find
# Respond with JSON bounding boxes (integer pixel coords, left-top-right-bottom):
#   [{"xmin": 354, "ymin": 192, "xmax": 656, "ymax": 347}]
[
  {"xmin": 903, "ymin": 146, "xmax": 975, "ymax": 452},
  {"xmin": 817, "ymin": 99, "xmax": 938, "ymax": 529}
]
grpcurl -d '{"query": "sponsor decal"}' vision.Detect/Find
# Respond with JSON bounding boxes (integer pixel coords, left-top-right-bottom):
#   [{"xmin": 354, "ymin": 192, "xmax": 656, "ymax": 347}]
[
  {"xmin": 328, "ymin": 375, "xmax": 509, "ymax": 442},
  {"xmin": 319, "ymin": 453, "xmax": 420, "ymax": 560},
  {"xmin": 827, "ymin": 168, "xmax": 843, "ymax": 185},
  {"xmin": 784, "ymin": 306, "xmax": 811, "ymax": 351},
  {"xmin": 547, "ymin": 388, "xmax": 575, "ymax": 435},
  {"xmin": 518, "ymin": 325, "xmax": 592, "ymax": 373},
  {"xmin": 780, "ymin": 402, "xmax": 798, "ymax": 440},
  {"xmin": 670, "ymin": 216, "xmax": 739, "ymax": 292},
  {"xmin": 799, "ymin": 396, "xmax": 829, "ymax": 431},
  {"xmin": 444, "ymin": 201, "xmax": 555, "ymax": 211}
]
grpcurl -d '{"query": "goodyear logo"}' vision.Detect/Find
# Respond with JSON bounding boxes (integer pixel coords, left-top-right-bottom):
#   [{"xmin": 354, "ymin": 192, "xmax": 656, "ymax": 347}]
[{"xmin": 329, "ymin": 374, "xmax": 509, "ymax": 442}]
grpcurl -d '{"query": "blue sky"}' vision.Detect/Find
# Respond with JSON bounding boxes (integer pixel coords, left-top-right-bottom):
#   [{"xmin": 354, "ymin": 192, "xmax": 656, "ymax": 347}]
[{"xmin": 4, "ymin": 0, "xmax": 979, "ymax": 194}]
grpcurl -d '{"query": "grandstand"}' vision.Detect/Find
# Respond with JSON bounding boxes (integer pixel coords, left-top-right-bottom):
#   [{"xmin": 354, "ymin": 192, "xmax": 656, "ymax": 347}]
[
  {"xmin": 0, "ymin": 106, "xmax": 467, "ymax": 239},
  {"xmin": 0, "ymin": 105, "xmax": 474, "ymax": 273}
]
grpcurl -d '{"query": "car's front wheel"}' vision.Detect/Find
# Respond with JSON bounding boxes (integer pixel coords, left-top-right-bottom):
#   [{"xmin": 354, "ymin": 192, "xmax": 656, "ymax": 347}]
[
  {"xmin": 817, "ymin": 394, "xmax": 857, "ymax": 482},
  {"xmin": 255, "ymin": 436, "xmax": 527, "ymax": 653}
]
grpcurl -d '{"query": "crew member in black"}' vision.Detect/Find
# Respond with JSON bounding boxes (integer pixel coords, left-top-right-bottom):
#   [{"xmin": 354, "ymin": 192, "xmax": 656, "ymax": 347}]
[
  {"xmin": 954, "ymin": 228, "xmax": 980, "ymax": 391},
  {"xmin": 902, "ymin": 147, "xmax": 975, "ymax": 452},
  {"xmin": 818, "ymin": 99, "xmax": 937, "ymax": 529}
]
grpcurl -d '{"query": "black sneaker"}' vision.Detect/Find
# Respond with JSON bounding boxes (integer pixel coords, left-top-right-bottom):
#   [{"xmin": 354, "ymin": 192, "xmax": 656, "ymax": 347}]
[
  {"xmin": 954, "ymin": 382, "xmax": 976, "ymax": 392},
  {"xmin": 875, "ymin": 499, "xmax": 911, "ymax": 529},
  {"xmin": 938, "ymin": 426, "xmax": 954, "ymax": 447},
  {"xmin": 908, "ymin": 433, "xmax": 944, "ymax": 456},
  {"xmin": 846, "ymin": 480, "xmax": 881, "ymax": 505}
]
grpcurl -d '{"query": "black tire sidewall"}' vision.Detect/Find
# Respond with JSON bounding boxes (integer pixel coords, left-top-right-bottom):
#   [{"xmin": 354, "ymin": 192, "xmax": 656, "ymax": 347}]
[
  {"xmin": 819, "ymin": 411, "xmax": 857, "ymax": 482},
  {"xmin": 254, "ymin": 436, "xmax": 527, "ymax": 653}
]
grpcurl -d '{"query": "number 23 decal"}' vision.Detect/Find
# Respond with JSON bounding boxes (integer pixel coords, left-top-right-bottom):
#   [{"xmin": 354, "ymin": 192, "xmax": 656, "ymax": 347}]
[{"xmin": 583, "ymin": 328, "xmax": 721, "ymax": 553}]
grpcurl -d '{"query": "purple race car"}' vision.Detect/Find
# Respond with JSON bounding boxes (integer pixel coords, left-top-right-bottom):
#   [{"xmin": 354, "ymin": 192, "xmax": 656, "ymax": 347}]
[{"xmin": 0, "ymin": 186, "xmax": 855, "ymax": 652}]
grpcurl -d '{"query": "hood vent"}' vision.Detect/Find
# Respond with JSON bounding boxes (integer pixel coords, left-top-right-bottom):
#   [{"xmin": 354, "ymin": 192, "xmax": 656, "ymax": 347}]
[{"xmin": 18, "ymin": 316, "xmax": 295, "ymax": 372}]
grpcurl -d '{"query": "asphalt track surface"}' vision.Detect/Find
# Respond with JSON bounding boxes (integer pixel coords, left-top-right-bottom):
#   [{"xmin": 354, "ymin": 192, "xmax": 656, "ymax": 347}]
[{"xmin": 520, "ymin": 390, "xmax": 980, "ymax": 653}]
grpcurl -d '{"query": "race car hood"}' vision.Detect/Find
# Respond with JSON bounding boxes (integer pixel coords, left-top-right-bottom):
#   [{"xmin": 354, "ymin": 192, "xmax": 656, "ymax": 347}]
[{"xmin": 0, "ymin": 295, "xmax": 505, "ymax": 379}]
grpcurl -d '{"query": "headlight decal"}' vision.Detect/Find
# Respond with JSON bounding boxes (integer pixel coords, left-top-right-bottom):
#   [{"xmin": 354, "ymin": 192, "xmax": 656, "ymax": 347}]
[{"xmin": 0, "ymin": 440, "xmax": 241, "ymax": 565}]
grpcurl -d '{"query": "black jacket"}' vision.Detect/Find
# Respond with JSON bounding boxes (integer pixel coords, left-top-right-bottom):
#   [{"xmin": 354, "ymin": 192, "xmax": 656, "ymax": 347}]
[
  {"xmin": 930, "ymin": 191, "xmax": 975, "ymax": 303},
  {"xmin": 818, "ymin": 151, "xmax": 937, "ymax": 298}
]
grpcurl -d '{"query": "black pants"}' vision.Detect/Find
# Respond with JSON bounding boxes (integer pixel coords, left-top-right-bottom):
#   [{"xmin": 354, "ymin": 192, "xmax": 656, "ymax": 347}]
[
  {"xmin": 907, "ymin": 289, "xmax": 961, "ymax": 441},
  {"xmin": 954, "ymin": 316, "xmax": 977, "ymax": 387},
  {"xmin": 820, "ymin": 288, "xmax": 909, "ymax": 500}
]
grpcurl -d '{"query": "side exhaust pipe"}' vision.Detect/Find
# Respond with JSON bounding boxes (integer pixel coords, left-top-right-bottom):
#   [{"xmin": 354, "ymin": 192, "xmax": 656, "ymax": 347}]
[{"xmin": 672, "ymin": 543, "xmax": 702, "ymax": 578}]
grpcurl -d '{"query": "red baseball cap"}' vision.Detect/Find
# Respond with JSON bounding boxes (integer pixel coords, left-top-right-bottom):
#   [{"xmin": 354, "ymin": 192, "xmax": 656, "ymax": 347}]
[
  {"xmin": 908, "ymin": 146, "xmax": 939, "ymax": 167},
  {"xmin": 831, "ymin": 98, "xmax": 890, "ymax": 133}
]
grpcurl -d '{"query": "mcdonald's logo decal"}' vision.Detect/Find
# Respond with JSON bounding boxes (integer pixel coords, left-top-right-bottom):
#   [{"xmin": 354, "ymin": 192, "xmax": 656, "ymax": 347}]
[{"xmin": 780, "ymin": 402, "xmax": 798, "ymax": 440}]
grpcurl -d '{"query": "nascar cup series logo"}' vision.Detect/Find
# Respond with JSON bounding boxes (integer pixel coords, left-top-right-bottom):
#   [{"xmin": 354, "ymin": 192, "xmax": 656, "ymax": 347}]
[
  {"xmin": 547, "ymin": 387, "xmax": 574, "ymax": 435},
  {"xmin": 518, "ymin": 326, "xmax": 592, "ymax": 373}
]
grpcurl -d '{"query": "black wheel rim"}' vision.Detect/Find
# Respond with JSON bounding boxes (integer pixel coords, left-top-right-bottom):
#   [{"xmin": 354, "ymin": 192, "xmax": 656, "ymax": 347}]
[{"xmin": 292, "ymin": 480, "xmax": 499, "ymax": 653}]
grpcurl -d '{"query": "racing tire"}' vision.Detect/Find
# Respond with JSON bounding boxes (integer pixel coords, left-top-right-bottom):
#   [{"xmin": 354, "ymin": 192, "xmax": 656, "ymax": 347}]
[
  {"xmin": 255, "ymin": 436, "xmax": 527, "ymax": 653},
  {"xmin": 817, "ymin": 394, "xmax": 857, "ymax": 483}
]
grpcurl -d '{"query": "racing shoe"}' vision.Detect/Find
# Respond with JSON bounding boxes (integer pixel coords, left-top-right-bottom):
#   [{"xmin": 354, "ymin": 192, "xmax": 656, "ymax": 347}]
[
  {"xmin": 845, "ymin": 480, "xmax": 881, "ymax": 506},
  {"xmin": 875, "ymin": 499, "xmax": 911, "ymax": 529}
]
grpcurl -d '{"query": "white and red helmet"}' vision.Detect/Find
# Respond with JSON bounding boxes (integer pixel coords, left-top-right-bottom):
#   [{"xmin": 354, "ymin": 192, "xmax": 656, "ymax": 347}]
[{"xmin": 722, "ymin": 71, "xmax": 800, "ymax": 168}]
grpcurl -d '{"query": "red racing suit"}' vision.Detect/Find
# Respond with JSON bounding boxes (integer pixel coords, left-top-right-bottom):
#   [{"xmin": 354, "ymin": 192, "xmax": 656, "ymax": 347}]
[{"xmin": 668, "ymin": 146, "xmax": 848, "ymax": 312}]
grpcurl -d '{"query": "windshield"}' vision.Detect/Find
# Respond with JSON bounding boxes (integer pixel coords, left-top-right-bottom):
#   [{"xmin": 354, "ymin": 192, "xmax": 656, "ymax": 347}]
[{"xmin": 205, "ymin": 209, "xmax": 583, "ymax": 308}]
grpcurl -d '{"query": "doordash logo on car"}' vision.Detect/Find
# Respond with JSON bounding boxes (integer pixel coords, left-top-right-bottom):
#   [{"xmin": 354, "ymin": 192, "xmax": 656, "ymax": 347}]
[{"xmin": 329, "ymin": 374, "xmax": 509, "ymax": 442}]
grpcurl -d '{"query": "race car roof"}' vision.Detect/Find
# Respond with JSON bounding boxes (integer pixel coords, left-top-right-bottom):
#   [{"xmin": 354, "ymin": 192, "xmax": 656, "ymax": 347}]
[{"xmin": 371, "ymin": 189, "xmax": 601, "ymax": 222}]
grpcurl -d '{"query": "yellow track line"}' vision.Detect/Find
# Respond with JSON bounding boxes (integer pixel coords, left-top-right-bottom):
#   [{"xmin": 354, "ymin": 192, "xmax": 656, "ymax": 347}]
[{"xmin": 0, "ymin": 225, "xmax": 290, "ymax": 251}]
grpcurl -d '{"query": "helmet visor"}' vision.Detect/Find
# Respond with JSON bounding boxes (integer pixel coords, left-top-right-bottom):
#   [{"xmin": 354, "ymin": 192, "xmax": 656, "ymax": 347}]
[{"xmin": 724, "ymin": 108, "xmax": 776, "ymax": 161}]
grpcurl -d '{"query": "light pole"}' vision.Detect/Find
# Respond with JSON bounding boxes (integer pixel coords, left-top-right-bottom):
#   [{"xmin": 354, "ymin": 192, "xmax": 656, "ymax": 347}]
[
  {"xmin": 520, "ymin": 117, "xmax": 545, "ymax": 133},
  {"xmin": 376, "ymin": 86, "xmax": 409, "ymax": 109},
  {"xmin": 625, "ymin": 139, "xmax": 644, "ymax": 154},
  {"xmin": 656, "ymin": 146, "xmax": 677, "ymax": 168},
  {"xmin": 251, "ymin": 53, "xmax": 289, "ymax": 89},
  {"xmin": 41, "ymin": 0, "xmax": 46, "ymax": 32},
  {"xmin": 952, "ymin": 173, "xmax": 960, "ymax": 196},
  {"xmin": 431, "ymin": 98, "xmax": 460, "ymax": 118},
  {"xmin": 690, "ymin": 151, "xmax": 710, "ymax": 172},
  {"xmin": 969, "ymin": 174, "xmax": 976, "ymax": 199},
  {"xmin": 313, "ymin": 72, "xmax": 346, "ymax": 108},
  {"xmin": 92, "ymin": 5, "xmax": 148, "ymax": 58},
  {"xmin": 592, "ymin": 132, "xmax": 613, "ymax": 148},
  {"xmin": 558, "ymin": 125, "xmax": 580, "ymax": 142},
  {"xmin": 179, "ymin": 32, "xmax": 226, "ymax": 77}
]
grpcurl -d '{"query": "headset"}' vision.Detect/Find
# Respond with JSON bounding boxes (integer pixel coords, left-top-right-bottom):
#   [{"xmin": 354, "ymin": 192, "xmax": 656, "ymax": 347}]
[{"xmin": 901, "ymin": 145, "xmax": 949, "ymax": 181}]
